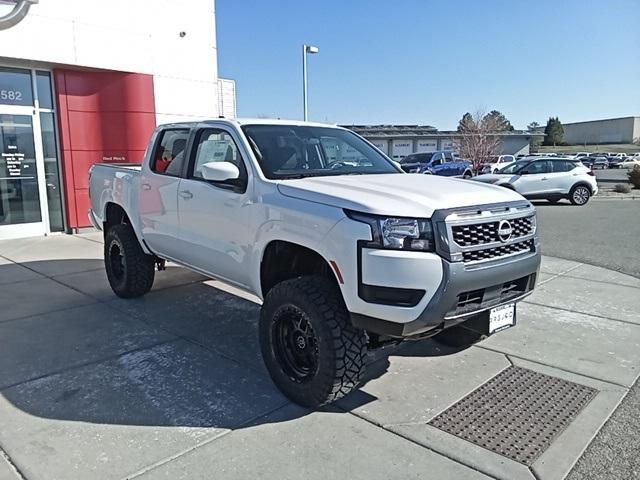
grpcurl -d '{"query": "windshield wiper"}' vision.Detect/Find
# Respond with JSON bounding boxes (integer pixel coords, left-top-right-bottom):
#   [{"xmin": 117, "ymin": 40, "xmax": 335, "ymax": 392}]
[{"xmin": 275, "ymin": 173, "xmax": 310, "ymax": 179}]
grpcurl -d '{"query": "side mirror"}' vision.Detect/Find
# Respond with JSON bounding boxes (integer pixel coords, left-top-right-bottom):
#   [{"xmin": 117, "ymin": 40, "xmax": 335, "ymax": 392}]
[{"xmin": 200, "ymin": 161, "xmax": 240, "ymax": 182}]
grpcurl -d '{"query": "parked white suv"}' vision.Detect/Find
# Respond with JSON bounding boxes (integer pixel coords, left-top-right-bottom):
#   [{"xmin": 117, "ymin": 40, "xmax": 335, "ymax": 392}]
[
  {"xmin": 473, "ymin": 157, "xmax": 598, "ymax": 205},
  {"xmin": 481, "ymin": 155, "xmax": 516, "ymax": 174},
  {"xmin": 89, "ymin": 119, "xmax": 541, "ymax": 407}
]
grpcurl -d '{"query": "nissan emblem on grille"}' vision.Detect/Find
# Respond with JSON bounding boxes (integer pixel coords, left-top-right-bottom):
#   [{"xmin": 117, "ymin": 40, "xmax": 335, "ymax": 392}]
[{"xmin": 497, "ymin": 219, "xmax": 513, "ymax": 242}]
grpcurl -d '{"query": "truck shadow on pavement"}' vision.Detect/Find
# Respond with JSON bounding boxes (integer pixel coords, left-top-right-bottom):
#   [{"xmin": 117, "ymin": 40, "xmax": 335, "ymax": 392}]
[{"xmin": 0, "ymin": 259, "xmax": 461, "ymax": 432}]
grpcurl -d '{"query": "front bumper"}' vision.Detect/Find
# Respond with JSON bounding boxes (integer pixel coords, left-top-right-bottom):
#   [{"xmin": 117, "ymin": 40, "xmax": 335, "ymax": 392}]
[
  {"xmin": 347, "ymin": 201, "xmax": 541, "ymax": 338},
  {"xmin": 351, "ymin": 250, "xmax": 540, "ymax": 337}
]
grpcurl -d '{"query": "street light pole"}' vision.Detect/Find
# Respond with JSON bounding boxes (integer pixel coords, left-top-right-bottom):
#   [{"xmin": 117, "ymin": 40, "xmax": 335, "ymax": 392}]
[{"xmin": 302, "ymin": 44, "xmax": 318, "ymax": 121}]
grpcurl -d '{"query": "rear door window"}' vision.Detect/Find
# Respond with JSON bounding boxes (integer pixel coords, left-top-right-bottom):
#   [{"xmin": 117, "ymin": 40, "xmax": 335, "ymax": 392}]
[
  {"xmin": 554, "ymin": 161, "xmax": 579, "ymax": 172},
  {"xmin": 151, "ymin": 129, "xmax": 190, "ymax": 176}
]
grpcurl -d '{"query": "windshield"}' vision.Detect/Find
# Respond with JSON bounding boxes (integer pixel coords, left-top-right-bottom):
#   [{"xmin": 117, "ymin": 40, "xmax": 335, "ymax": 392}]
[
  {"xmin": 497, "ymin": 159, "xmax": 531, "ymax": 174},
  {"xmin": 401, "ymin": 153, "xmax": 434, "ymax": 164},
  {"xmin": 241, "ymin": 125, "xmax": 400, "ymax": 179}
]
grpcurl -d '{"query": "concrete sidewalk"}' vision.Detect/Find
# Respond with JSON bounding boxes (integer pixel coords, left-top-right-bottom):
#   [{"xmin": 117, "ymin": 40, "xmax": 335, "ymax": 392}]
[{"xmin": 0, "ymin": 234, "xmax": 638, "ymax": 480}]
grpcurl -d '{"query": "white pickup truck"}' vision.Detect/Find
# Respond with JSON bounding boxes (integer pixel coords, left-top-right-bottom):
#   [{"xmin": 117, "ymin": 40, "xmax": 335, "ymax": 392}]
[{"xmin": 89, "ymin": 119, "xmax": 541, "ymax": 407}]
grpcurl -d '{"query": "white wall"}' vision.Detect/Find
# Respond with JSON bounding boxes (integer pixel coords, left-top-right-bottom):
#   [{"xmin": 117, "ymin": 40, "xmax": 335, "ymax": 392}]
[
  {"xmin": 440, "ymin": 139, "xmax": 454, "ymax": 151},
  {"xmin": 563, "ymin": 117, "xmax": 639, "ymax": 145},
  {"xmin": 370, "ymin": 139, "xmax": 389, "ymax": 155},
  {"xmin": 390, "ymin": 140, "xmax": 413, "ymax": 160},
  {"xmin": 0, "ymin": 0, "xmax": 220, "ymax": 123},
  {"xmin": 415, "ymin": 140, "xmax": 437, "ymax": 153}
]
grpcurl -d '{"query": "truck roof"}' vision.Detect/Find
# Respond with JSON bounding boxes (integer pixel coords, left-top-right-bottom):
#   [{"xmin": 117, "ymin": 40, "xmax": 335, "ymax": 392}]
[{"xmin": 156, "ymin": 118, "xmax": 341, "ymax": 129}]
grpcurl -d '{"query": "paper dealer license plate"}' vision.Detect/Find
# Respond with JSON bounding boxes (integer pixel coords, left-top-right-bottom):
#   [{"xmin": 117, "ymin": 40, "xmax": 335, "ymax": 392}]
[{"xmin": 489, "ymin": 303, "xmax": 515, "ymax": 334}]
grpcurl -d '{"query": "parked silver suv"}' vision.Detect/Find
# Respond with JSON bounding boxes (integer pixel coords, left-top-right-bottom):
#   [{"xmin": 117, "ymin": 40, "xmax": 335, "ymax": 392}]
[{"xmin": 472, "ymin": 157, "xmax": 598, "ymax": 205}]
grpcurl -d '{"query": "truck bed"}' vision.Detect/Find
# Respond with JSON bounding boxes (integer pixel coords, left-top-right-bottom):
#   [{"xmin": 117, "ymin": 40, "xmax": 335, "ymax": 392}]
[
  {"xmin": 93, "ymin": 163, "xmax": 142, "ymax": 171},
  {"xmin": 89, "ymin": 163, "xmax": 143, "ymax": 231}
]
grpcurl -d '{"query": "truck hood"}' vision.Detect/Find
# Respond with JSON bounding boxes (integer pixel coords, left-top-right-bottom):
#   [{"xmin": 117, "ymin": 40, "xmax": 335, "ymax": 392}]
[{"xmin": 277, "ymin": 173, "xmax": 526, "ymax": 217}]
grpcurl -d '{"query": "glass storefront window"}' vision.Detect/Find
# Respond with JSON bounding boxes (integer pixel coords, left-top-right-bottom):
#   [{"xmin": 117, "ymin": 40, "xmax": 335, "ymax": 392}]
[
  {"xmin": 36, "ymin": 71, "xmax": 53, "ymax": 110},
  {"xmin": 0, "ymin": 114, "xmax": 42, "ymax": 225},
  {"xmin": 0, "ymin": 67, "xmax": 34, "ymax": 107},
  {"xmin": 40, "ymin": 112, "xmax": 64, "ymax": 231}
]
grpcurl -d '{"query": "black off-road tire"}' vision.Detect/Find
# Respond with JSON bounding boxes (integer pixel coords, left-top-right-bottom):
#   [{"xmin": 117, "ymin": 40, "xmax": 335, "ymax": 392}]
[
  {"xmin": 104, "ymin": 224, "xmax": 155, "ymax": 298},
  {"xmin": 259, "ymin": 276, "xmax": 367, "ymax": 408},
  {"xmin": 569, "ymin": 184, "xmax": 591, "ymax": 206},
  {"xmin": 433, "ymin": 324, "xmax": 485, "ymax": 349},
  {"xmin": 462, "ymin": 170, "xmax": 473, "ymax": 179}
]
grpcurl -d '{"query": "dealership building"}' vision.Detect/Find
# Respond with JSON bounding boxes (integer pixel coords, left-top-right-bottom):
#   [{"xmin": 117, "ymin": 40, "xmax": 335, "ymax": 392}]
[
  {"xmin": 0, "ymin": 0, "xmax": 234, "ymax": 239},
  {"xmin": 346, "ymin": 125, "xmax": 543, "ymax": 161}
]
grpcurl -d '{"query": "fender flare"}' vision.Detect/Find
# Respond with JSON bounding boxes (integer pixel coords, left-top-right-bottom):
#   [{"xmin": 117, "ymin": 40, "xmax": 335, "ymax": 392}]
[{"xmin": 569, "ymin": 181, "xmax": 594, "ymax": 194}]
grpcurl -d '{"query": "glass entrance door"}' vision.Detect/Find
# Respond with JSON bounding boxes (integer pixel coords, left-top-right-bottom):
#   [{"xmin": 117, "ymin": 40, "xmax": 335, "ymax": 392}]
[
  {"xmin": 0, "ymin": 66, "xmax": 63, "ymax": 239},
  {"xmin": 0, "ymin": 113, "xmax": 43, "ymax": 231}
]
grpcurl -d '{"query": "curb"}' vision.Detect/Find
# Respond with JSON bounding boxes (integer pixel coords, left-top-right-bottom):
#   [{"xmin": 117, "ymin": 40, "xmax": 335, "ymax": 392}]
[{"xmin": 592, "ymin": 195, "xmax": 640, "ymax": 201}]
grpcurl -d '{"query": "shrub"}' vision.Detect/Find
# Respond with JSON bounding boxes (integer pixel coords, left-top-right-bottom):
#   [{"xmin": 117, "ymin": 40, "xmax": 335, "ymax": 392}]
[
  {"xmin": 628, "ymin": 166, "xmax": 640, "ymax": 189},
  {"xmin": 613, "ymin": 183, "xmax": 631, "ymax": 194}
]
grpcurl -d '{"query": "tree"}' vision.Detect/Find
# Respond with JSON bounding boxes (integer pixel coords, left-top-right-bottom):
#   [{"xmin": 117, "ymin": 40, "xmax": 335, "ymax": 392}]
[
  {"xmin": 527, "ymin": 121, "xmax": 542, "ymax": 152},
  {"xmin": 457, "ymin": 112, "xmax": 473, "ymax": 132},
  {"xmin": 483, "ymin": 110, "xmax": 514, "ymax": 132},
  {"xmin": 543, "ymin": 117, "xmax": 564, "ymax": 146},
  {"xmin": 453, "ymin": 110, "xmax": 504, "ymax": 172}
]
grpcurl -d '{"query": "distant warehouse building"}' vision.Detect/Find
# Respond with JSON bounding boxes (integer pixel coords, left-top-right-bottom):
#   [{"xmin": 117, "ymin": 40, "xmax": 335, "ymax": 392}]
[
  {"xmin": 562, "ymin": 116, "xmax": 640, "ymax": 145},
  {"xmin": 344, "ymin": 125, "xmax": 543, "ymax": 161}
]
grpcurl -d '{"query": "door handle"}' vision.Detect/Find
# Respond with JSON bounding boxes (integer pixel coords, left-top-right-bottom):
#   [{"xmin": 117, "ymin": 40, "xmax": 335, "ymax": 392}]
[
  {"xmin": 179, "ymin": 190, "xmax": 193, "ymax": 200},
  {"xmin": 541, "ymin": 177, "xmax": 548, "ymax": 181},
  {"xmin": 141, "ymin": 183, "xmax": 151, "ymax": 191}
]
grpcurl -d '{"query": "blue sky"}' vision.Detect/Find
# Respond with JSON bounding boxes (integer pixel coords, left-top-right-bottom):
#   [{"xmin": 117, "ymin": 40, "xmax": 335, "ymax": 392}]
[{"xmin": 216, "ymin": 0, "xmax": 640, "ymax": 130}]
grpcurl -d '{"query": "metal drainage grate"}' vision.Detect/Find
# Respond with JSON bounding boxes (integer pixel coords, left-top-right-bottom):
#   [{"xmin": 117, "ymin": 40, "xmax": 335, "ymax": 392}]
[{"xmin": 428, "ymin": 366, "xmax": 597, "ymax": 465}]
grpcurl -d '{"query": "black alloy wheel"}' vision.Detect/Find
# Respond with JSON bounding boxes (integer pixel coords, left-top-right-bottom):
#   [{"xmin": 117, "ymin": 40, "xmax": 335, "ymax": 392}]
[{"xmin": 272, "ymin": 305, "xmax": 319, "ymax": 383}]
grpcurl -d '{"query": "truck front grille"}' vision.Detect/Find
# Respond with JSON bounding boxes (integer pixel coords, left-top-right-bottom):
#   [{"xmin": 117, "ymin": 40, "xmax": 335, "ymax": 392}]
[
  {"xmin": 452, "ymin": 215, "xmax": 535, "ymax": 247},
  {"xmin": 462, "ymin": 239, "xmax": 534, "ymax": 263}
]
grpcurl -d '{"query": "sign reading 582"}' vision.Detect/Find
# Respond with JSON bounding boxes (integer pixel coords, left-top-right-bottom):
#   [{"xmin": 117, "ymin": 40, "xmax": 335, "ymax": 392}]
[
  {"xmin": 0, "ymin": 67, "xmax": 34, "ymax": 106},
  {"xmin": 0, "ymin": 89, "xmax": 23, "ymax": 101}
]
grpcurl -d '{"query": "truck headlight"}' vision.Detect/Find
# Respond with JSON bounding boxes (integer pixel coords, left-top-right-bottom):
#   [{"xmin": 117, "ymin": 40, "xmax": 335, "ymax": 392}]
[{"xmin": 345, "ymin": 210, "xmax": 435, "ymax": 252}]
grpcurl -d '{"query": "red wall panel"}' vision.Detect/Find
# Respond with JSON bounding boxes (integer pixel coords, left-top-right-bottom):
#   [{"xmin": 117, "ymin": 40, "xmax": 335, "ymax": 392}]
[
  {"xmin": 67, "ymin": 111, "xmax": 156, "ymax": 151},
  {"xmin": 54, "ymin": 69, "xmax": 156, "ymax": 229}
]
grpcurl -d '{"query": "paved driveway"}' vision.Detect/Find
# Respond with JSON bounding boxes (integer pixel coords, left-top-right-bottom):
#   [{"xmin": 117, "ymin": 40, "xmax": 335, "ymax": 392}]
[{"xmin": 0, "ymin": 233, "xmax": 638, "ymax": 480}]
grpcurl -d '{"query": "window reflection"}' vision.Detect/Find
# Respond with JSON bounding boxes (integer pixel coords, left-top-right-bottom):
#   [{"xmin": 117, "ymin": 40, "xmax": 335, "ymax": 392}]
[
  {"xmin": 40, "ymin": 112, "xmax": 64, "ymax": 231},
  {"xmin": 36, "ymin": 71, "xmax": 53, "ymax": 110}
]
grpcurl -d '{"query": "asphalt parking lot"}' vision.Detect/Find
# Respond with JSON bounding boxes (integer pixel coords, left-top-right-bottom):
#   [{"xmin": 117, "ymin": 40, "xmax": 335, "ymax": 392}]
[
  {"xmin": 0, "ymin": 218, "xmax": 638, "ymax": 480},
  {"xmin": 532, "ymin": 199, "xmax": 640, "ymax": 480},
  {"xmin": 534, "ymin": 199, "xmax": 640, "ymax": 278}
]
